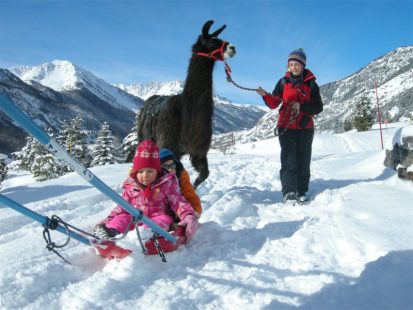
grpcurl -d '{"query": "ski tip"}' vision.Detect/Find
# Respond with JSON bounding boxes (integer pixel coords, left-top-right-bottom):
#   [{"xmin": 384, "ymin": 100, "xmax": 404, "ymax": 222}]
[{"xmin": 92, "ymin": 240, "xmax": 132, "ymax": 260}]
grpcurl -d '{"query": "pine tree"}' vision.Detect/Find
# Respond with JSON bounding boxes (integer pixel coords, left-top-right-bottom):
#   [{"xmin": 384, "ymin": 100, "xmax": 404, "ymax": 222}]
[
  {"xmin": 59, "ymin": 115, "xmax": 91, "ymax": 170},
  {"xmin": 56, "ymin": 119, "xmax": 73, "ymax": 172},
  {"xmin": 32, "ymin": 154, "xmax": 64, "ymax": 181},
  {"xmin": 382, "ymin": 111, "xmax": 392, "ymax": 123},
  {"xmin": 91, "ymin": 122, "xmax": 123, "ymax": 167},
  {"xmin": 56, "ymin": 119, "xmax": 71, "ymax": 148},
  {"xmin": 352, "ymin": 95, "xmax": 376, "ymax": 132},
  {"xmin": 122, "ymin": 110, "xmax": 140, "ymax": 162},
  {"xmin": 70, "ymin": 115, "xmax": 91, "ymax": 166},
  {"xmin": 343, "ymin": 118, "xmax": 353, "ymax": 132},
  {"xmin": 31, "ymin": 127, "xmax": 65, "ymax": 181},
  {"xmin": 19, "ymin": 136, "xmax": 40, "ymax": 171}
]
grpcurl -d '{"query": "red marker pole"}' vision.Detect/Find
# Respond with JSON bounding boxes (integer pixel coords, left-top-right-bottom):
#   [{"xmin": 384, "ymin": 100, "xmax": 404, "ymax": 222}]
[{"xmin": 375, "ymin": 81, "xmax": 384, "ymax": 150}]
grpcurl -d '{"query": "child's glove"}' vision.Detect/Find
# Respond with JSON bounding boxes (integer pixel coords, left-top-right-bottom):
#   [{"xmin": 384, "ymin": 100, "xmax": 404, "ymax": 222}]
[{"xmin": 179, "ymin": 214, "xmax": 198, "ymax": 239}]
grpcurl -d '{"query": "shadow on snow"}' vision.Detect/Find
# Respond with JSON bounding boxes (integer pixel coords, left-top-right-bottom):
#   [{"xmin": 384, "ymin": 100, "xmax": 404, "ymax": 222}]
[
  {"xmin": 264, "ymin": 250, "xmax": 413, "ymax": 309},
  {"xmin": 0, "ymin": 184, "xmax": 91, "ymax": 205}
]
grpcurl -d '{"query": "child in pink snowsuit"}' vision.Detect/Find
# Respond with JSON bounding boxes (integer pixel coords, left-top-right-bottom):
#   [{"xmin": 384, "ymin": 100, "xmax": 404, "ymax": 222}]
[{"xmin": 94, "ymin": 140, "xmax": 198, "ymax": 241}]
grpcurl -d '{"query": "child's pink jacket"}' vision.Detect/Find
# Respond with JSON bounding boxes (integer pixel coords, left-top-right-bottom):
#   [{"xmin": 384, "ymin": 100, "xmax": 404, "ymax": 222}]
[{"xmin": 101, "ymin": 173, "xmax": 195, "ymax": 233}]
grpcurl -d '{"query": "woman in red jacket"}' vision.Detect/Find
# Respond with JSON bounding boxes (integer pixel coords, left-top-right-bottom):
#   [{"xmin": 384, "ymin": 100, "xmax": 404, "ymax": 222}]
[{"xmin": 257, "ymin": 48, "xmax": 323, "ymax": 204}]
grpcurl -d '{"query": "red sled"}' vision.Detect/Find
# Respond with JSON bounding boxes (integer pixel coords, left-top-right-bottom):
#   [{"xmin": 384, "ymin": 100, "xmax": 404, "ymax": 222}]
[
  {"xmin": 144, "ymin": 226, "xmax": 186, "ymax": 255},
  {"xmin": 92, "ymin": 226, "xmax": 186, "ymax": 260},
  {"xmin": 93, "ymin": 240, "xmax": 132, "ymax": 260}
]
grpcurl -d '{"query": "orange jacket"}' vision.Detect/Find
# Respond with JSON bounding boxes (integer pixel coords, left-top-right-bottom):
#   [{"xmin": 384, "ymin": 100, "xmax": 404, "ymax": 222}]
[{"xmin": 180, "ymin": 169, "xmax": 202, "ymax": 216}]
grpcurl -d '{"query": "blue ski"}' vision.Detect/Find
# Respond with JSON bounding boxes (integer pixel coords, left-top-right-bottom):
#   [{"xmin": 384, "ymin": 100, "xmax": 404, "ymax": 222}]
[
  {"xmin": 0, "ymin": 194, "xmax": 132, "ymax": 259},
  {"xmin": 0, "ymin": 194, "xmax": 90, "ymax": 245}
]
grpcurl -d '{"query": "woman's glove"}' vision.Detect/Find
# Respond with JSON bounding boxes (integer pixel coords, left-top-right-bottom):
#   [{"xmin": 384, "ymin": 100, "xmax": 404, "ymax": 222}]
[
  {"xmin": 291, "ymin": 101, "xmax": 300, "ymax": 113},
  {"xmin": 256, "ymin": 87, "xmax": 268, "ymax": 96},
  {"xmin": 179, "ymin": 214, "xmax": 198, "ymax": 239}
]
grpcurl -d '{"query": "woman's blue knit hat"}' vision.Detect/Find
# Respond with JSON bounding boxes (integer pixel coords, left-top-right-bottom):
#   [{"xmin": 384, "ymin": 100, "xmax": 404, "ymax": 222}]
[
  {"xmin": 159, "ymin": 148, "xmax": 175, "ymax": 163},
  {"xmin": 288, "ymin": 48, "xmax": 306, "ymax": 66}
]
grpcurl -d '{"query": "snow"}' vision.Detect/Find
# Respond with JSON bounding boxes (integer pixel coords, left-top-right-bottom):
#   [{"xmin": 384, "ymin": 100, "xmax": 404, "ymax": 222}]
[
  {"xmin": 1, "ymin": 124, "xmax": 412, "ymax": 309},
  {"xmin": 383, "ymin": 123, "xmax": 413, "ymax": 150}
]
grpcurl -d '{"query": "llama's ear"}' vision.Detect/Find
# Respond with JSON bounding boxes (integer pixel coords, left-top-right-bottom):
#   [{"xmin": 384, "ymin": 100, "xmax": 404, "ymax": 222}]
[
  {"xmin": 202, "ymin": 20, "xmax": 214, "ymax": 38},
  {"xmin": 211, "ymin": 25, "xmax": 226, "ymax": 37}
]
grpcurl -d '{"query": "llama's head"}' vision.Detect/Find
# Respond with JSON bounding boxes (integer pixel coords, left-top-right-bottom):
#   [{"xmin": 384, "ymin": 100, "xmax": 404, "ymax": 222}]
[{"xmin": 194, "ymin": 20, "xmax": 236, "ymax": 61}]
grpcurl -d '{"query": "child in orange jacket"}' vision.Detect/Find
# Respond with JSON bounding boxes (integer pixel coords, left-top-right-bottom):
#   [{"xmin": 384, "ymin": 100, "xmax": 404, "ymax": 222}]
[{"xmin": 160, "ymin": 148, "xmax": 202, "ymax": 218}]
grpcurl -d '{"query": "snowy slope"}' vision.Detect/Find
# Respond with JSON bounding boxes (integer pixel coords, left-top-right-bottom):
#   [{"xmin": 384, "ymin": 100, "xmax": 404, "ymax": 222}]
[{"xmin": 0, "ymin": 123, "xmax": 412, "ymax": 309}]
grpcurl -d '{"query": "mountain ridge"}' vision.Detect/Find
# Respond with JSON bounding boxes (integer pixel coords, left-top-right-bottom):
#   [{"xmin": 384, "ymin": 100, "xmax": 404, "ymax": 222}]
[{"xmin": 1, "ymin": 45, "xmax": 411, "ymax": 154}]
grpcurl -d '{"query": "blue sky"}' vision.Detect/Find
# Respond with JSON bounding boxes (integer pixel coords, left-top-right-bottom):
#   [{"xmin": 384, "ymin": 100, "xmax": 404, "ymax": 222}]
[{"xmin": 1, "ymin": 0, "xmax": 412, "ymax": 105}]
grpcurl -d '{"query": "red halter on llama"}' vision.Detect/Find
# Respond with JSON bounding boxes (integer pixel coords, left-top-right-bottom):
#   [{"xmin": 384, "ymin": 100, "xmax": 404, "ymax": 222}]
[{"xmin": 137, "ymin": 20, "xmax": 236, "ymax": 189}]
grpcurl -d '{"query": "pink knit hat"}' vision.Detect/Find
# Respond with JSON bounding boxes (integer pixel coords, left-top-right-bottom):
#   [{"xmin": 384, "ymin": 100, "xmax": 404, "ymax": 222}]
[{"xmin": 131, "ymin": 140, "xmax": 161, "ymax": 175}]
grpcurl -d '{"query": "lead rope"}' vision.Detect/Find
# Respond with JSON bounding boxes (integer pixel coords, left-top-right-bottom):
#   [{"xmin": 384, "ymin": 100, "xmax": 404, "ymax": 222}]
[
  {"xmin": 224, "ymin": 61, "xmax": 258, "ymax": 92},
  {"xmin": 223, "ymin": 61, "xmax": 299, "ymax": 136}
]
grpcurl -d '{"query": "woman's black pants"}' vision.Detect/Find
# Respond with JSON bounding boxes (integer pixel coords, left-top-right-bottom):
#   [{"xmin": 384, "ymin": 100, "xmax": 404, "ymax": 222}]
[{"xmin": 278, "ymin": 128, "xmax": 314, "ymax": 196}]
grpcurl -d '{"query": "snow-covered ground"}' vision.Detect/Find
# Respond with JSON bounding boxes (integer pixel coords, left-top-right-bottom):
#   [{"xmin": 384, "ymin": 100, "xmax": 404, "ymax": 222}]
[{"xmin": 0, "ymin": 124, "xmax": 412, "ymax": 310}]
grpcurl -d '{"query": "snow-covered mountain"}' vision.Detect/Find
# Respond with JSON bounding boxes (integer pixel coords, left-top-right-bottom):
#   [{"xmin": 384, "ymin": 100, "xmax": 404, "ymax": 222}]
[
  {"xmin": 318, "ymin": 45, "xmax": 413, "ymax": 132},
  {"xmin": 10, "ymin": 60, "xmax": 141, "ymax": 111},
  {"xmin": 0, "ymin": 63, "xmax": 144, "ymax": 154},
  {"xmin": 117, "ymin": 80, "xmax": 184, "ymax": 100},
  {"xmin": 117, "ymin": 80, "xmax": 266, "ymax": 134}
]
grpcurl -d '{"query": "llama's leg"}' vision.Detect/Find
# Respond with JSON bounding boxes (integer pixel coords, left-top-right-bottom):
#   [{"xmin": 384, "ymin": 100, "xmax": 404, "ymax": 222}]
[{"xmin": 191, "ymin": 156, "xmax": 209, "ymax": 189}]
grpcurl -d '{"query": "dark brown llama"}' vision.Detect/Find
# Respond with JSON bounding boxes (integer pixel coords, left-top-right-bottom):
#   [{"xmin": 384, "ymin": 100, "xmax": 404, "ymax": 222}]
[{"xmin": 137, "ymin": 20, "xmax": 236, "ymax": 189}]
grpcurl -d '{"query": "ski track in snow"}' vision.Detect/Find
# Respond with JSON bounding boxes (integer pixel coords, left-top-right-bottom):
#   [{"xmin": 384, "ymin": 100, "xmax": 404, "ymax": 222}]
[{"xmin": 0, "ymin": 125, "xmax": 413, "ymax": 309}]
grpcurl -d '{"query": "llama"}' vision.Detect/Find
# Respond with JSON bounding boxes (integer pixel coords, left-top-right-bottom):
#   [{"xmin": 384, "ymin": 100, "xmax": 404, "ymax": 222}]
[{"xmin": 137, "ymin": 20, "xmax": 236, "ymax": 189}]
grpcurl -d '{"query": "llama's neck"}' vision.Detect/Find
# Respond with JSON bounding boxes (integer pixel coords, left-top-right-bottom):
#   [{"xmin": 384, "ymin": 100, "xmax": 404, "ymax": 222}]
[
  {"xmin": 183, "ymin": 56, "xmax": 215, "ymax": 102},
  {"xmin": 180, "ymin": 55, "xmax": 215, "ymax": 134}
]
